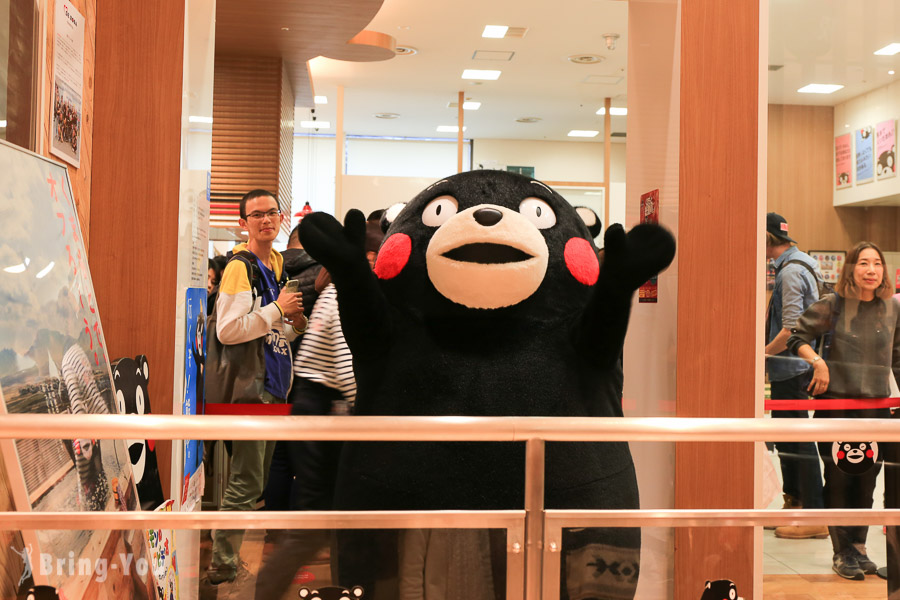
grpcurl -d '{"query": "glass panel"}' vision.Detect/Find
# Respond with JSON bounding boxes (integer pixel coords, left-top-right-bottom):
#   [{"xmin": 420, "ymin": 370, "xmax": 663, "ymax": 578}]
[{"xmin": 0, "ymin": 0, "xmax": 39, "ymax": 150}]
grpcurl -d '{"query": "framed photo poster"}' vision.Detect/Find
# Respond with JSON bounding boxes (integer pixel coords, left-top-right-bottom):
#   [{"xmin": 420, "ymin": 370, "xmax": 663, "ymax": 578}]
[
  {"xmin": 856, "ymin": 126, "xmax": 874, "ymax": 184},
  {"xmin": 808, "ymin": 250, "xmax": 846, "ymax": 286}
]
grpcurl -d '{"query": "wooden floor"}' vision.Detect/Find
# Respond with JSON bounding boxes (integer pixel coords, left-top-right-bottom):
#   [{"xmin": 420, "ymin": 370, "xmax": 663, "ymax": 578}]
[{"xmin": 763, "ymin": 574, "xmax": 887, "ymax": 599}]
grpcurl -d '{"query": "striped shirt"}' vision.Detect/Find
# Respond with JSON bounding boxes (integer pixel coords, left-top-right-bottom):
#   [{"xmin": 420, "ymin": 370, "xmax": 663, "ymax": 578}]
[{"xmin": 292, "ymin": 284, "xmax": 356, "ymax": 405}]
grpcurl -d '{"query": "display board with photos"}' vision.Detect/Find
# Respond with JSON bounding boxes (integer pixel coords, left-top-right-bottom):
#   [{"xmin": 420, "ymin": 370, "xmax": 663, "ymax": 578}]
[
  {"xmin": 0, "ymin": 140, "xmax": 156, "ymax": 598},
  {"xmin": 834, "ymin": 119, "xmax": 896, "ymax": 189},
  {"xmin": 808, "ymin": 250, "xmax": 846, "ymax": 285}
]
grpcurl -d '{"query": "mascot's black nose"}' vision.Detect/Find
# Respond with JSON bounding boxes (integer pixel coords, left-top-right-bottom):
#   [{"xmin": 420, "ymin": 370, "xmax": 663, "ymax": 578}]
[{"xmin": 473, "ymin": 208, "xmax": 503, "ymax": 226}]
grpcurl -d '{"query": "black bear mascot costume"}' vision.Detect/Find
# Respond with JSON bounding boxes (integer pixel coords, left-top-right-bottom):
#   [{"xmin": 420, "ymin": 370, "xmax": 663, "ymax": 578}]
[{"xmin": 300, "ymin": 171, "xmax": 676, "ymax": 598}]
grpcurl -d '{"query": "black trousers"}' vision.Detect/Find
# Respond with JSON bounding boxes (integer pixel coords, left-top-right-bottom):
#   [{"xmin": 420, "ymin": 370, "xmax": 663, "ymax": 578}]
[{"xmin": 815, "ymin": 407, "xmax": 890, "ymax": 556}]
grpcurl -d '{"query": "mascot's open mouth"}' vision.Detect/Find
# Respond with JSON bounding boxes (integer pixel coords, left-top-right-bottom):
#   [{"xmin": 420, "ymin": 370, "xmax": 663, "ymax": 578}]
[{"xmin": 443, "ymin": 243, "xmax": 533, "ymax": 264}]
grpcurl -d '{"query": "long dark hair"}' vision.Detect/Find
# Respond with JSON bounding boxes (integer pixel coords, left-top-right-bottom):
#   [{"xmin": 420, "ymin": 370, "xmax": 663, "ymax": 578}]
[{"xmin": 835, "ymin": 241, "xmax": 892, "ymax": 300}]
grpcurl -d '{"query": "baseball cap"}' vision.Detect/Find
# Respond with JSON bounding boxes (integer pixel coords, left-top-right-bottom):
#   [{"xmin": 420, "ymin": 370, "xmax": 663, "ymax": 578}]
[{"xmin": 766, "ymin": 212, "xmax": 796, "ymax": 244}]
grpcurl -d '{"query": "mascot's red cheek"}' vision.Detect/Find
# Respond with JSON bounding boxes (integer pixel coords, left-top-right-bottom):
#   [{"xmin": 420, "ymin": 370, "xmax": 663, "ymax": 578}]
[
  {"xmin": 375, "ymin": 233, "xmax": 412, "ymax": 280},
  {"xmin": 564, "ymin": 237, "xmax": 599, "ymax": 285}
]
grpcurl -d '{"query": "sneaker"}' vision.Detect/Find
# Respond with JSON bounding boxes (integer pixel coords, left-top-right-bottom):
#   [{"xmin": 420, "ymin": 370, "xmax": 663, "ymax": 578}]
[
  {"xmin": 774, "ymin": 525, "xmax": 829, "ymax": 539},
  {"xmin": 832, "ymin": 552, "xmax": 865, "ymax": 581},
  {"xmin": 206, "ymin": 567, "xmax": 236, "ymax": 585},
  {"xmin": 856, "ymin": 555, "xmax": 878, "ymax": 575}
]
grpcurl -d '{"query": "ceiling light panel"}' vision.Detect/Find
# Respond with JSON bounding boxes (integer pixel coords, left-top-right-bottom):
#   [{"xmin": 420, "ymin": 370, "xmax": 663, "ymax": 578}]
[
  {"xmin": 314, "ymin": 96, "xmax": 328, "ymax": 104},
  {"xmin": 462, "ymin": 101, "xmax": 481, "ymax": 110},
  {"xmin": 596, "ymin": 107, "xmax": 628, "ymax": 116},
  {"xmin": 797, "ymin": 83, "xmax": 844, "ymax": 94},
  {"xmin": 568, "ymin": 130, "xmax": 599, "ymax": 138},
  {"xmin": 189, "ymin": 115, "xmax": 213, "ymax": 124},
  {"xmin": 462, "ymin": 69, "xmax": 501, "ymax": 80},
  {"xmin": 482, "ymin": 25, "xmax": 508, "ymax": 38},
  {"xmin": 874, "ymin": 43, "xmax": 900, "ymax": 56},
  {"xmin": 472, "ymin": 50, "xmax": 515, "ymax": 61}
]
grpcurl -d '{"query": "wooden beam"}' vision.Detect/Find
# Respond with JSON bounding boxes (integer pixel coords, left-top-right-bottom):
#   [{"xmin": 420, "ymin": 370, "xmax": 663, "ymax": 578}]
[
  {"xmin": 458, "ymin": 90, "xmax": 464, "ymax": 173},
  {"xmin": 604, "ymin": 97, "xmax": 611, "ymax": 229},
  {"xmin": 335, "ymin": 85, "xmax": 345, "ymax": 217}
]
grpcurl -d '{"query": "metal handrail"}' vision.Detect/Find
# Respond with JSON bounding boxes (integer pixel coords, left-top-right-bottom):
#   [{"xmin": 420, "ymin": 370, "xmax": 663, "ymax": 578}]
[{"xmin": 1, "ymin": 413, "xmax": 899, "ymax": 441}]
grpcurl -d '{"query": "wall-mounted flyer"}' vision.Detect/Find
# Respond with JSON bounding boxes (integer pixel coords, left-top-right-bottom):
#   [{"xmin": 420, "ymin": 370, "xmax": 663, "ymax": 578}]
[
  {"xmin": 809, "ymin": 251, "xmax": 845, "ymax": 285},
  {"xmin": 834, "ymin": 133, "xmax": 852, "ymax": 189},
  {"xmin": 50, "ymin": 0, "xmax": 85, "ymax": 168},
  {"xmin": 876, "ymin": 119, "xmax": 896, "ymax": 180},
  {"xmin": 855, "ymin": 126, "xmax": 874, "ymax": 185}
]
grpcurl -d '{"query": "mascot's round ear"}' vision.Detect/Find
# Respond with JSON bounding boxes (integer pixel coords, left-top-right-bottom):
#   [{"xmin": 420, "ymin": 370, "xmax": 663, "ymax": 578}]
[
  {"xmin": 382, "ymin": 202, "xmax": 406, "ymax": 233},
  {"xmin": 574, "ymin": 206, "xmax": 602, "ymax": 239}
]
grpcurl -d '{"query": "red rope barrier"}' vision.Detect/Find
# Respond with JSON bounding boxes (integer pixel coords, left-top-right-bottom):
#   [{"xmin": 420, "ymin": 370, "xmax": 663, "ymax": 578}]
[
  {"xmin": 765, "ymin": 398, "xmax": 900, "ymax": 411},
  {"xmin": 204, "ymin": 403, "xmax": 292, "ymax": 416}
]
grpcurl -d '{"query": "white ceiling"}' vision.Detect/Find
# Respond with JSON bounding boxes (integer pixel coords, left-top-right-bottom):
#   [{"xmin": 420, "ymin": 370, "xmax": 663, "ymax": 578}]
[
  {"xmin": 768, "ymin": 0, "xmax": 900, "ymax": 106},
  {"xmin": 295, "ymin": 0, "xmax": 900, "ymax": 142},
  {"xmin": 302, "ymin": 0, "xmax": 630, "ymax": 142}
]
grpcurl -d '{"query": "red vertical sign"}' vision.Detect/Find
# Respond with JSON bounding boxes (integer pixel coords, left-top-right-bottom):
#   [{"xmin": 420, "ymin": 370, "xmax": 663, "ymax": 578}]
[{"xmin": 638, "ymin": 189, "xmax": 660, "ymax": 303}]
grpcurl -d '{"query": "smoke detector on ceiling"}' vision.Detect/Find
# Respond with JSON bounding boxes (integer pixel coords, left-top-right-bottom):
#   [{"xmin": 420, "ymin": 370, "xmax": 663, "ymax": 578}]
[
  {"xmin": 374, "ymin": 113, "xmax": 400, "ymax": 119},
  {"xmin": 568, "ymin": 54, "xmax": 605, "ymax": 65},
  {"xmin": 516, "ymin": 117, "xmax": 542, "ymax": 123},
  {"xmin": 395, "ymin": 46, "xmax": 418, "ymax": 55}
]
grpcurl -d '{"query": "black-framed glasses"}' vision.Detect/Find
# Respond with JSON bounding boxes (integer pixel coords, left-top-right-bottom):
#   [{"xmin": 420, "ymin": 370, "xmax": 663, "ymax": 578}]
[{"xmin": 247, "ymin": 209, "xmax": 281, "ymax": 221}]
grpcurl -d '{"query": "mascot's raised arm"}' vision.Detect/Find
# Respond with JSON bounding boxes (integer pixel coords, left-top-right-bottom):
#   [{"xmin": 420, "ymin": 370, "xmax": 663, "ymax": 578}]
[{"xmin": 299, "ymin": 170, "xmax": 675, "ymax": 598}]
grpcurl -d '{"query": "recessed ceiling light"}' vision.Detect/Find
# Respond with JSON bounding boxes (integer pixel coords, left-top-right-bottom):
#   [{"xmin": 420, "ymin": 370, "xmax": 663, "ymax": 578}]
[
  {"xmin": 281, "ymin": 27, "xmax": 290, "ymax": 31},
  {"xmin": 516, "ymin": 117, "xmax": 541, "ymax": 123},
  {"xmin": 874, "ymin": 43, "xmax": 900, "ymax": 56},
  {"xmin": 314, "ymin": 96, "xmax": 328, "ymax": 105},
  {"xmin": 482, "ymin": 25, "xmax": 508, "ymax": 38},
  {"xmin": 797, "ymin": 83, "xmax": 844, "ymax": 94},
  {"xmin": 845, "ymin": 124, "xmax": 850, "ymax": 128},
  {"xmin": 568, "ymin": 54, "xmax": 605, "ymax": 64},
  {"xmin": 462, "ymin": 69, "xmax": 501, "ymax": 80},
  {"xmin": 462, "ymin": 101, "xmax": 481, "ymax": 110},
  {"xmin": 189, "ymin": 115, "xmax": 213, "ymax": 124},
  {"xmin": 374, "ymin": 113, "xmax": 400, "ymax": 119},
  {"xmin": 596, "ymin": 107, "xmax": 628, "ymax": 116},
  {"xmin": 437, "ymin": 125, "xmax": 467, "ymax": 133},
  {"xmin": 300, "ymin": 121, "xmax": 331, "ymax": 128},
  {"xmin": 395, "ymin": 46, "xmax": 418, "ymax": 55},
  {"xmin": 568, "ymin": 130, "xmax": 600, "ymax": 138},
  {"xmin": 890, "ymin": 70, "xmax": 896, "ymax": 75}
]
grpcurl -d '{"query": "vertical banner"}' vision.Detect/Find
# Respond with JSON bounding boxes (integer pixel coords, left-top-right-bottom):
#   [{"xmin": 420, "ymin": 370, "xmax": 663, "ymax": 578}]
[
  {"xmin": 876, "ymin": 119, "xmax": 896, "ymax": 180},
  {"xmin": 856, "ymin": 126, "xmax": 874, "ymax": 184},
  {"xmin": 835, "ymin": 133, "xmax": 852, "ymax": 189},
  {"xmin": 181, "ymin": 288, "xmax": 206, "ymax": 512},
  {"xmin": 638, "ymin": 189, "xmax": 660, "ymax": 303},
  {"xmin": 50, "ymin": 0, "xmax": 84, "ymax": 167}
]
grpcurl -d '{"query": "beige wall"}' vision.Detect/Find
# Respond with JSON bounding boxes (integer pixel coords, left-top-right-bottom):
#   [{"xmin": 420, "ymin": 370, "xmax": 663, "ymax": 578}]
[{"xmin": 473, "ymin": 138, "xmax": 626, "ymax": 183}]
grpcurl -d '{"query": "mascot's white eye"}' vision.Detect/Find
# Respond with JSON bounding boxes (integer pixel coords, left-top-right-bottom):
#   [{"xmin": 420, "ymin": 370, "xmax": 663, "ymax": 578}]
[
  {"xmin": 844, "ymin": 443, "xmax": 851, "ymax": 451},
  {"xmin": 422, "ymin": 196, "xmax": 458, "ymax": 227},
  {"xmin": 519, "ymin": 197, "xmax": 556, "ymax": 229},
  {"xmin": 135, "ymin": 386, "xmax": 146, "ymax": 415},
  {"xmin": 729, "ymin": 588, "xmax": 736, "ymax": 600},
  {"xmin": 860, "ymin": 443, "xmax": 867, "ymax": 450},
  {"xmin": 116, "ymin": 390, "xmax": 126, "ymax": 414}
]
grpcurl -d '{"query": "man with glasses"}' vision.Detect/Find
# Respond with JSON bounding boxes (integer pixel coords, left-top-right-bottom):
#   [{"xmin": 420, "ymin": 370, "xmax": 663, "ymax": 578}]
[{"xmin": 207, "ymin": 189, "xmax": 306, "ymax": 585}]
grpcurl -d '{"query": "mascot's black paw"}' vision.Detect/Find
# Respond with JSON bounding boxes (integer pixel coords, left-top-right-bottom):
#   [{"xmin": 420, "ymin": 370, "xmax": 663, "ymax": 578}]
[
  {"xmin": 603, "ymin": 222, "xmax": 676, "ymax": 291},
  {"xmin": 299, "ymin": 210, "xmax": 368, "ymax": 272}
]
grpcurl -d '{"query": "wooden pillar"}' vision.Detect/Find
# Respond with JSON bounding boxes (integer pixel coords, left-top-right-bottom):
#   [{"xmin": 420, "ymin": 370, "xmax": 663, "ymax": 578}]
[
  {"xmin": 457, "ymin": 90, "xmax": 464, "ymax": 173},
  {"xmin": 675, "ymin": 0, "xmax": 761, "ymax": 599},
  {"xmin": 90, "ymin": 0, "xmax": 186, "ymax": 497}
]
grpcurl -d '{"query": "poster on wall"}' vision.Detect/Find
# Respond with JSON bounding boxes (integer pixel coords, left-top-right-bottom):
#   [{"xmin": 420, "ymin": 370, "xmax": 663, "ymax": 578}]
[
  {"xmin": 638, "ymin": 189, "xmax": 659, "ymax": 303},
  {"xmin": 50, "ymin": 0, "xmax": 85, "ymax": 168},
  {"xmin": 0, "ymin": 140, "xmax": 156, "ymax": 598},
  {"xmin": 834, "ymin": 133, "xmax": 852, "ymax": 189},
  {"xmin": 147, "ymin": 500, "xmax": 179, "ymax": 600},
  {"xmin": 181, "ymin": 288, "xmax": 206, "ymax": 512},
  {"xmin": 809, "ymin": 251, "xmax": 845, "ymax": 285},
  {"xmin": 876, "ymin": 119, "xmax": 896, "ymax": 180},
  {"xmin": 856, "ymin": 126, "xmax": 875, "ymax": 185}
]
